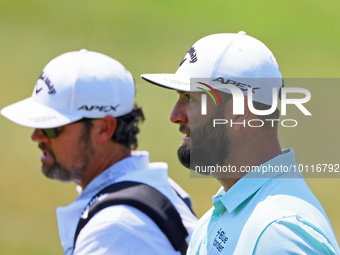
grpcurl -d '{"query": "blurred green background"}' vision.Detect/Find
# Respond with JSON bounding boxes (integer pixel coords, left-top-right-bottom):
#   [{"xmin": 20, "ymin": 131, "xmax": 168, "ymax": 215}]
[{"xmin": 0, "ymin": 0, "xmax": 339, "ymax": 254}]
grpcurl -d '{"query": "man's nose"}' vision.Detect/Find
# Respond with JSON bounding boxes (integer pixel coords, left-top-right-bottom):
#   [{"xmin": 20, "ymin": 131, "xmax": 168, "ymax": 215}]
[
  {"xmin": 170, "ymin": 101, "xmax": 188, "ymax": 125},
  {"xmin": 31, "ymin": 129, "xmax": 50, "ymax": 143}
]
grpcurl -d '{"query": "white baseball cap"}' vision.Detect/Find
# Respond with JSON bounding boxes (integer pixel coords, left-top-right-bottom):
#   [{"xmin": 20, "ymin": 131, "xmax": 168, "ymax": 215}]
[
  {"xmin": 141, "ymin": 31, "xmax": 282, "ymax": 105},
  {"xmin": 1, "ymin": 49, "xmax": 135, "ymax": 128}
]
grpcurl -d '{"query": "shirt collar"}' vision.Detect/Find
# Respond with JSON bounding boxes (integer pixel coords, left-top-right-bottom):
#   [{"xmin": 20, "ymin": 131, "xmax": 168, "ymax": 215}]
[
  {"xmin": 212, "ymin": 148, "xmax": 300, "ymax": 214},
  {"xmin": 76, "ymin": 151, "xmax": 150, "ymax": 200}
]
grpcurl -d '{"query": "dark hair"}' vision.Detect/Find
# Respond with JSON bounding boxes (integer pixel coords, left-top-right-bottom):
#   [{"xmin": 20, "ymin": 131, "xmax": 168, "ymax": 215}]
[
  {"xmin": 112, "ymin": 106, "xmax": 145, "ymax": 149},
  {"xmin": 82, "ymin": 105, "xmax": 145, "ymax": 150}
]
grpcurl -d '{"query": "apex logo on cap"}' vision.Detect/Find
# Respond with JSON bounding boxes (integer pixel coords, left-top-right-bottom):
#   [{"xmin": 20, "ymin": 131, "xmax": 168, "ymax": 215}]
[
  {"xmin": 36, "ymin": 72, "xmax": 56, "ymax": 94},
  {"xmin": 213, "ymin": 77, "xmax": 260, "ymax": 94},
  {"xmin": 78, "ymin": 105, "xmax": 120, "ymax": 112}
]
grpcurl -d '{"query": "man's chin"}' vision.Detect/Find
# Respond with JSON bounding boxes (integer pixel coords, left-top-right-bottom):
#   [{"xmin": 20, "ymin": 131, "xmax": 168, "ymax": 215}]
[
  {"xmin": 177, "ymin": 145, "xmax": 190, "ymax": 169},
  {"xmin": 178, "ymin": 145, "xmax": 221, "ymax": 176},
  {"xmin": 176, "ymin": 145, "xmax": 210, "ymax": 175},
  {"xmin": 41, "ymin": 165, "xmax": 73, "ymax": 182}
]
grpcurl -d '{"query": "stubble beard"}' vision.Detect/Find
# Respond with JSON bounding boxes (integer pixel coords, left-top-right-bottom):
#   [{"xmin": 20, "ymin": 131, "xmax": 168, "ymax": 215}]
[
  {"xmin": 177, "ymin": 108, "xmax": 232, "ymax": 176},
  {"xmin": 40, "ymin": 127, "xmax": 94, "ymax": 183}
]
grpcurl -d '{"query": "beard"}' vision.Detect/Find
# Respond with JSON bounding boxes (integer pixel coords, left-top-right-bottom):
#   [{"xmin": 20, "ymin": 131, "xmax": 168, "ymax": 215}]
[
  {"xmin": 177, "ymin": 108, "xmax": 233, "ymax": 176},
  {"xmin": 39, "ymin": 127, "xmax": 94, "ymax": 182}
]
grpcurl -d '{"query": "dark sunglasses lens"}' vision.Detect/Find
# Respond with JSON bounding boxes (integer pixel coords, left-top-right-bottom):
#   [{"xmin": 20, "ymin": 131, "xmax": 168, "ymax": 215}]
[{"xmin": 42, "ymin": 128, "xmax": 58, "ymax": 138}]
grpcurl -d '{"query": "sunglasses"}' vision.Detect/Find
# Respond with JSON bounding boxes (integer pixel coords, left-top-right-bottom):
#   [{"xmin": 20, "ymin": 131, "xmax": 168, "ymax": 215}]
[
  {"xmin": 41, "ymin": 118, "xmax": 94, "ymax": 138},
  {"xmin": 41, "ymin": 128, "xmax": 59, "ymax": 138}
]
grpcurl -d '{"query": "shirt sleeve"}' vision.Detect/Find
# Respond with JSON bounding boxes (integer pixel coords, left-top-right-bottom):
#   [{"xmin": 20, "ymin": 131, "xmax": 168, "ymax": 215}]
[
  {"xmin": 253, "ymin": 217, "xmax": 339, "ymax": 255},
  {"xmin": 73, "ymin": 205, "xmax": 180, "ymax": 255}
]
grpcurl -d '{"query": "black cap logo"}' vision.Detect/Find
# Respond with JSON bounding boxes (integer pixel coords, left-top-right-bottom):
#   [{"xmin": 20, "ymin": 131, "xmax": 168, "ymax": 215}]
[{"xmin": 36, "ymin": 72, "xmax": 56, "ymax": 94}]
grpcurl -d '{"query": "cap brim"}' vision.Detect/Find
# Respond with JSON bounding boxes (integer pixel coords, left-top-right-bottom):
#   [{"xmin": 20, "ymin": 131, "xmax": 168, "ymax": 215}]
[
  {"xmin": 141, "ymin": 73, "xmax": 193, "ymax": 92},
  {"xmin": 1, "ymin": 98, "xmax": 82, "ymax": 128}
]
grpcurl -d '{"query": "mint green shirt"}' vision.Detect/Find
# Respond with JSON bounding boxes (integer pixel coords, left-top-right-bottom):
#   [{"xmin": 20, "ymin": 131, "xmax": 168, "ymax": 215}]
[{"xmin": 187, "ymin": 149, "xmax": 340, "ymax": 255}]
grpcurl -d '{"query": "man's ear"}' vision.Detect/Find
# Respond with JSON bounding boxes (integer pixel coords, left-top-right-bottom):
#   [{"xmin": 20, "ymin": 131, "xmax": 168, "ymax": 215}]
[
  {"xmin": 95, "ymin": 116, "xmax": 117, "ymax": 144},
  {"xmin": 231, "ymin": 95, "xmax": 253, "ymax": 131}
]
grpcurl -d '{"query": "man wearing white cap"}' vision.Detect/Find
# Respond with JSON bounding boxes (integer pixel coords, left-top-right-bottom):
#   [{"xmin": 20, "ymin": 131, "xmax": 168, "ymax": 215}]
[
  {"xmin": 1, "ymin": 50, "xmax": 197, "ymax": 255},
  {"xmin": 141, "ymin": 32, "xmax": 340, "ymax": 254}
]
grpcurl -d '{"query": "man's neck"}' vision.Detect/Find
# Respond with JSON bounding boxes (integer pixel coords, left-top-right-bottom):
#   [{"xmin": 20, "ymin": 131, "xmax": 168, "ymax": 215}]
[
  {"xmin": 77, "ymin": 145, "xmax": 131, "ymax": 189},
  {"xmin": 216, "ymin": 138, "xmax": 282, "ymax": 192}
]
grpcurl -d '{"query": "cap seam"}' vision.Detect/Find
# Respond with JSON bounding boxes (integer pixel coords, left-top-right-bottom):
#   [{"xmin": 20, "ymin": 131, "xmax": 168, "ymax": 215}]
[
  {"xmin": 209, "ymin": 35, "xmax": 239, "ymax": 79},
  {"xmin": 70, "ymin": 52, "xmax": 89, "ymax": 117}
]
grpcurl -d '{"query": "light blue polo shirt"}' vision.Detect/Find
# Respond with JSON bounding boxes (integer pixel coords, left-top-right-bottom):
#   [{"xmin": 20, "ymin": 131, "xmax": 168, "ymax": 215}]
[{"xmin": 187, "ymin": 148, "xmax": 340, "ymax": 255}]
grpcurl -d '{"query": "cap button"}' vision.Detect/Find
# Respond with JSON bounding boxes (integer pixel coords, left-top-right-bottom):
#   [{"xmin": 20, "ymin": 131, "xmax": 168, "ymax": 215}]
[
  {"xmin": 79, "ymin": 49, "xmax": 88, "ymax": 54},
  {"xmin": 238, "ymin": 31, "xmax": 246, "ymax": 35}
]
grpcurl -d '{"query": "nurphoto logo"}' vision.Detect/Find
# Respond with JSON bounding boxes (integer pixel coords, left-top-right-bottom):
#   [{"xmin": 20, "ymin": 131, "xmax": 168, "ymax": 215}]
[{"xmin": 196, "ymin": 79, "xmax": 312, "ymax": 128}]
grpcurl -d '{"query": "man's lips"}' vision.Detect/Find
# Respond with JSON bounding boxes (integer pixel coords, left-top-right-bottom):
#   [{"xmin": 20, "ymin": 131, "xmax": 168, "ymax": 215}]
[
  {"xmin": 41, "ymin": 151, "xmax": 52, "ymax": 160},
  {"xmin": 179, "ymin": 125, "xmax": 190, "ymax": 137},
  {"xmin": 181, "ymin": 132, "xmax": 190, "ymax": 138},
  {"xmin": 179, "ymin": 125, "xmax": 190, "ymax": 145},
  {"xmin": 39, "ymin": 143, "xmax": 54, "ymax": 161},
  {"xmin": 183, "ymin": 136, "xmax": 190, "ymax": 142}
]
